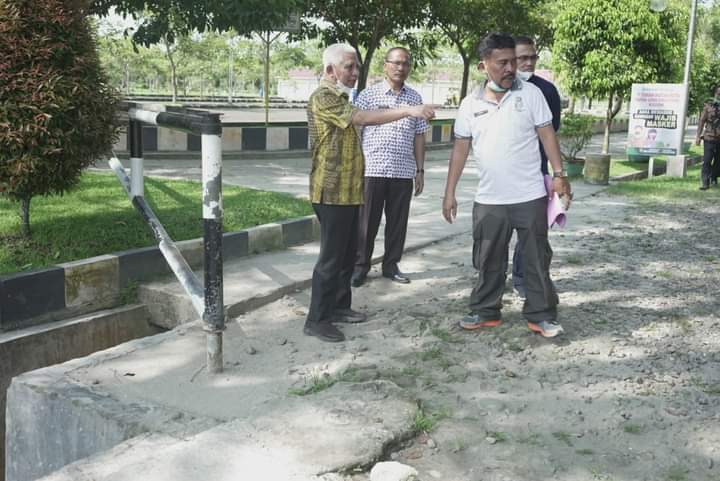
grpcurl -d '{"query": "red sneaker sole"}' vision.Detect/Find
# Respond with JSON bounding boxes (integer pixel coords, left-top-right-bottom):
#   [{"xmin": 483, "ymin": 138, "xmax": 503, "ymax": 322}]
[{"xmin": 461, "ymin": 319, "xmax": 502, "ymax": 330}]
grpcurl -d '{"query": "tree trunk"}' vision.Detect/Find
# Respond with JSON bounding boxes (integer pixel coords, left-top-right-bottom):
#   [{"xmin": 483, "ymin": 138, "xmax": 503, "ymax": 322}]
[
  {"xmin": 459, "ymin": 55, "xmax": 470, "ymax": 101},
  {"xmin": 163, "ymin": 36, "xmax": 178, "ymax": 103},
  {"xmin": 20, "ymin": 197, "xmax": 31, "ymax": 238},
  {"xmin": 357, "ymin": 45, "xmax": 377, "ymax": 94},
  {"xmin": 603, "ymin": 94, "xmax": 613, "ymax": 154},
  {"xmin": 568, "ymin": 96, "xmax": 575, "ymax": 114}
]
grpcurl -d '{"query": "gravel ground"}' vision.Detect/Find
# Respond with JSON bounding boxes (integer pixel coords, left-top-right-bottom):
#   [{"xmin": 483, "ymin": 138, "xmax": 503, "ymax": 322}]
[{"xmin": 234, "ymin": 190, "xmax": 720, "ymax": 481}]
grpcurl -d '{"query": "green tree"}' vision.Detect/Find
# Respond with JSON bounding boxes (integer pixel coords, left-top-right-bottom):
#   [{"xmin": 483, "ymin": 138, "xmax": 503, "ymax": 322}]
[
  {"xmin": 90, "ymin": 0, "xmax": 299, "ymax": 44},
  {"xmin": 426, "ymin": 0, "xmax": 550, "ymax": 100},
  {"xmin": 298, "ymin": 0, "xmax": 427, "ymax": 92},
  {"xmin": 0, "ymin": 0, "xmax": 120, "ymax": 237},
  {"xmin": 552, "ymin": 0, "xmax": 687, "ymax": 153}
]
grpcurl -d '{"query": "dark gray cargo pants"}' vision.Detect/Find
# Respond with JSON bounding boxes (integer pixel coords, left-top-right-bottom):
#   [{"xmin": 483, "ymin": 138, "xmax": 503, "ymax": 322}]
[{"xmin": 470, "ymin": 197, "xmax": 558, "ymax": 323}]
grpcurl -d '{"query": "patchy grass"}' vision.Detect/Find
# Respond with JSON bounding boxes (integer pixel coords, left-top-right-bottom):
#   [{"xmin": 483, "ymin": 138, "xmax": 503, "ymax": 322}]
[
  {"xmin": 608, "ymin": 165, "xmax": 720, "ymax": 202},
  {"xmin": 552, "ymin": 431, "xmax": 574, "ymax": 446},
  {"xmin": 623, "ymin": 423, "xmax": 643, "ymax": 434},
  {"xmin": 666, "ymin": 465, "xmax": 689, "ymax": 481},
  {"xmin": 0, "ymin": 171, "xmax": 312, "ymax": 275},
  {"xmin": 288, "ymin": 370, "xmax": 336, "ymax": 396},
  {"xmin": 413, "ymin": 403, "xmax": 450, "ymax": 433}
]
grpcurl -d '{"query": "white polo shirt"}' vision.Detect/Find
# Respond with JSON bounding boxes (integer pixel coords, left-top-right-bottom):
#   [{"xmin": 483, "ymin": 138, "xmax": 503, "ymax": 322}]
[{"xmin": 454, "ymin": 80, "xmax": 552, "ymax": 205}]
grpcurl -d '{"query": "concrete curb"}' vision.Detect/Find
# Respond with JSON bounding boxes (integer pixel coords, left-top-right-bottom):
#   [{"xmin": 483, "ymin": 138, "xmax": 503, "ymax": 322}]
[{"xmin": 0, "ymin": 215, "xmax": 319, "ymax": 331}]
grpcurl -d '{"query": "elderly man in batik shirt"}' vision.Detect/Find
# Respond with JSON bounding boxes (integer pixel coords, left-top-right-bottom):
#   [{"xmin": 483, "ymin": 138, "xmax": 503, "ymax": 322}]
[{"xmin": 304, "ymin": 43, "xmax": 435, "ymax": 343}]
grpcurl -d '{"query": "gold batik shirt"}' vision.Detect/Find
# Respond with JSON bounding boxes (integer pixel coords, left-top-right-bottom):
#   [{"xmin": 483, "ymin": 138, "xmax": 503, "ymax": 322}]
[{"xmin": 307, "ymin": 80, "xmax": 364, "ymax": 205}]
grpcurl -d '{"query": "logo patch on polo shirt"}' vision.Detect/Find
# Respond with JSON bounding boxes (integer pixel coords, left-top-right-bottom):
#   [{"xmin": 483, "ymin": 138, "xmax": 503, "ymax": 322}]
[
  {"xmin": 514, "ymin": 97, "xmax": 525, "ymax": 112},
  {"xmin": 473, "ymin": 110, "xmax": 489, "ymax": 117}
]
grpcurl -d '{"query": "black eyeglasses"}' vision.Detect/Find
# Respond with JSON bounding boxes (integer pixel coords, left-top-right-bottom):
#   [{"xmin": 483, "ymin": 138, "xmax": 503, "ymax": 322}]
[
  {"xmin": 517, "ymin": 55, "xmax": 539, "ymax": 62},
  {"xmin": 385, "ymin": 60, "xmax": 411, "ymax": 68}
]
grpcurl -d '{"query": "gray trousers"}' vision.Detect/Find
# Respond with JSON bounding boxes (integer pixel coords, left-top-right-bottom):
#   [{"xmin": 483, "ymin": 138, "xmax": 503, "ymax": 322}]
[{"xmin": 470, "ymin": 197, "xmax": 558, "ymax": 323}]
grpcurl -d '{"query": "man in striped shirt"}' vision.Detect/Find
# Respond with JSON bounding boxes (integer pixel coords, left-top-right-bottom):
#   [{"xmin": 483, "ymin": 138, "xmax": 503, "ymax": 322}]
[
  {"xmin": 351, "ymin": 47, "xmax": 430, "ymax": 287},
  {"xmin": 305, "ymin": 43, "xmax": 435, "ymax": 342}
]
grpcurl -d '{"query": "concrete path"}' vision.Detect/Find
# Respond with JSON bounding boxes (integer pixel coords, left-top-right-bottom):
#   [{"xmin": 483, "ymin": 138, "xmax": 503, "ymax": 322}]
[{"xmin": 12, "ymin": 126, "xmax": 700, "ymax": 480}]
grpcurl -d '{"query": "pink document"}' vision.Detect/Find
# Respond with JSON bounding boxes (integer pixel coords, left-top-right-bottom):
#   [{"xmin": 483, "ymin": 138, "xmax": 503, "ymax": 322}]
[{"xmin": 544, "ymin": 175, "xmax": 567, "ymax": 229}]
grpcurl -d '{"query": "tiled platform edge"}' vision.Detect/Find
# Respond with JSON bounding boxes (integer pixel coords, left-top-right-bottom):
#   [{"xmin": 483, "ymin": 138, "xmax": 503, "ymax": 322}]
[
  {"xmin": 111, "ymin": 118, "xmax": 630, "ymax": 155},
  {"xmin": 0, "ymin": 215, "xmax": 319, "ymax": 332},
  {"xmin": 113, "ymin": 119, "xmax": 457, "ymax": 154}
]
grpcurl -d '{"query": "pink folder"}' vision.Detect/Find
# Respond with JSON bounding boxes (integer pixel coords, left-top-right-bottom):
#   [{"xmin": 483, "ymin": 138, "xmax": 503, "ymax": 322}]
[{"xmin": 544, "ymin": 175, "xmax": 567, "ymax": 229}]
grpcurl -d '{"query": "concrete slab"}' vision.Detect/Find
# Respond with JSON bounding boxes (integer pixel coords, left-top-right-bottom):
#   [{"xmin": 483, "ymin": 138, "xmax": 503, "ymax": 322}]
[
  {"xmin": 7, "ymin": 311, "xmax": 416, "ymax": 481},
  {"xmin": 2, "ymin": 305, "xmax": 162, "ymax": 481},
  {"xmin": 39, "ymin": 381, "xmax": 414, "ymax": 481}
]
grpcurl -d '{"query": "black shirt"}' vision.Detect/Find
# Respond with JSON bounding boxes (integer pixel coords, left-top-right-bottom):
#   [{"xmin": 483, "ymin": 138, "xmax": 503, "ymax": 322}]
[{"xmin": 528, "ymin": 74, "xmax": 562, "ymax": 175}]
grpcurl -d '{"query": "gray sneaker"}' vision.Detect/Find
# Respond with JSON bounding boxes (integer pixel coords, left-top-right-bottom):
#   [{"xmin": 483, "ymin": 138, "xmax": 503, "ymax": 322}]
[
  {"xmin": 527, "ymin": 321, "xmax": 564, "ymax": 338},
  {"xmin": 459, "ymin": 314, "xmax": 502, "ymax": 330}
]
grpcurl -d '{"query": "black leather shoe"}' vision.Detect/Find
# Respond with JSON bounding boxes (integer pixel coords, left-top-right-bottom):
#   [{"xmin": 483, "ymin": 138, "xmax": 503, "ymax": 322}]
[
  {"xmin": 382, "ymin": 271, "xmax": 410, "ymax": 284},
  {"xmin": 333, "ymin": 308, "xmax": 367, "ymax": 323},
  {"xmin": 351, "ymin": 272, "xmax": 366, "ymax": 287},
  {"xmin": 303, "ymin": 321, "xmax": 345, "ymax": 342}
]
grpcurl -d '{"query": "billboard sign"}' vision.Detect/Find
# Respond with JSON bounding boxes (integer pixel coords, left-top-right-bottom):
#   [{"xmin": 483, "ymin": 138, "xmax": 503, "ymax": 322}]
[{"xmin": 627, "ymin": 83, "xmax": 684, "ymax": 156}]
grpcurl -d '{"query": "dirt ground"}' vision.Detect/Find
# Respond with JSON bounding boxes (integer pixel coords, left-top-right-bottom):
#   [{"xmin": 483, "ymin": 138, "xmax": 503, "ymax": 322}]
[{"xmin": 230, "ymin": 191, "xmax": 720, "ymax": 481}]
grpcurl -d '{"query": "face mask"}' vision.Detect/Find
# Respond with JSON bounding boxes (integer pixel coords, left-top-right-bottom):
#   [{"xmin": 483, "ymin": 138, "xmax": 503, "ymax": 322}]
[
  {"xmin": 516, "ymin": 70, "xmax": 533, "ymax": 81},
  {"xmin": 486, "ymin": 74, "xmax": 509, "ymax": 93},
  {"xmin": 336, "ymin": 81, "xmax": 353, "ymax": 96}
]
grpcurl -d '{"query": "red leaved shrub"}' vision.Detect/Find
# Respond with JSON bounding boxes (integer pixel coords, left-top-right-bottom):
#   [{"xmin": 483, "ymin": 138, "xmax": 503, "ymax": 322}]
[{"xmin": 0, "ymin": 0, "xmax": 120, "ymax": 236}]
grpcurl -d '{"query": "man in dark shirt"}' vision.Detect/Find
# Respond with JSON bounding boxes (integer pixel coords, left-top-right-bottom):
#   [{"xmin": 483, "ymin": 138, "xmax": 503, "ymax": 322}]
[
  {"xmin": 695, "ymin": 86, "xmax": 720, "ymax": 190},
  {"xmin": 511, "ymin": 35, "xmax": 562, "ymax": 298}
]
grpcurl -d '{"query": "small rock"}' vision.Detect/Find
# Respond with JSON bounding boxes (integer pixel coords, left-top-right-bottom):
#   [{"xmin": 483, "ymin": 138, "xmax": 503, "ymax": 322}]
[
  {"xmin": 403, "ymin": 448, "xmax": 423, "ymax": 460},
  {"xmin": 247, "ymin": 346, "xmax": 258, "ymax": 355},
  {"xmin": 279, "ymin": 338, "xmax": 288, "ymax": 346},
  {"xmin": 427, "ymin": 438, "xmax": 437, "ymax": 449},
  {"xmin": 370, "ymin": 462, "xmax": 418, "ymax": 481},
  {"xmin": 485, "ymin": 436, "xmax": 497, "ymax": 444}
]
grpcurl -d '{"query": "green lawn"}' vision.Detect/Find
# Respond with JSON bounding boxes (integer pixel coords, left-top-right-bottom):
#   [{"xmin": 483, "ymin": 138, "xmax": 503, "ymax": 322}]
[
  {"xmin": 608, "ymin": 165, "xmax": 719, "ymax": 201},
  {"xmin": 0, "ymin": 172, "xmax": 312, "ymax": 275},
  {"xmin": 610, "ymin": 158, "xmax": 667, "ymax": 177}
]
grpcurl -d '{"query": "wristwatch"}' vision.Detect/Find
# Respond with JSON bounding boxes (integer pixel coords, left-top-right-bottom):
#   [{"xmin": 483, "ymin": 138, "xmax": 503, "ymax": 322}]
[{"xmin": 552, "ymin": 170, "xmax": 568, "ymax": 178}]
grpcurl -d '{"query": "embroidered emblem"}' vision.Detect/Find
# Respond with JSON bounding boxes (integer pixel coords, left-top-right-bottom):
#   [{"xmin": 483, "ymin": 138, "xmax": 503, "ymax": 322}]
[
  {"xmin": 514, "ymin": 97, "xmax": 524, "ymax": 111},
  {"xmin": 473, "ymin": 110, "xmax": 489, "ymax": 117}
]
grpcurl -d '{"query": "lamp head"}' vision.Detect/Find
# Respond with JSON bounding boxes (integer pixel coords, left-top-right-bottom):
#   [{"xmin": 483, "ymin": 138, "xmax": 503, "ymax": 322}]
[{"xmin": 650, "ymin": 0, "xmax": 667, "ymax": 12}]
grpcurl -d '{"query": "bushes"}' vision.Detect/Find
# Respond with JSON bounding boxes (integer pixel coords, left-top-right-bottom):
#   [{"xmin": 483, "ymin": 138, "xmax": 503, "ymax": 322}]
[
  {"xmin": 557, "ymin": 113, "xmax": 594, "ymax": 162},
  {"xmin": 0, "ymin": 0, "xmax": 120, "ymax": 236}
]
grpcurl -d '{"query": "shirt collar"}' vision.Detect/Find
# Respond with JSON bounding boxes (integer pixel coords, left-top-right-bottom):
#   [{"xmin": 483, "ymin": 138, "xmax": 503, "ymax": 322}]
[
  {"xmin": 320, "ymin": 79, "xmax": 349, "ymax": 98},
  {"xmin": 383, "ymin": 79, "xmax": 407, "ymax": 95},
  {"xmin": 475, "ymin": 78, "xmax": 523, "ymax": 103}
]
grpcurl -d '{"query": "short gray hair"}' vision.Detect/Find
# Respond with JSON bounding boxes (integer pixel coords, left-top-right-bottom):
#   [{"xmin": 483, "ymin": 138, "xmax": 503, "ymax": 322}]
[{"xmin": 323, "ymin": 43, "xmax": 357, "ymax": 69}]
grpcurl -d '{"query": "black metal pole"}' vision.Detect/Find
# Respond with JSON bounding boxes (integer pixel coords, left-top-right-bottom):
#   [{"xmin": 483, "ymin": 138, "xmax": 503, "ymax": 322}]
[{"xmin": 200, "ymin": 113, "xmax": 225, "ymax": 374}]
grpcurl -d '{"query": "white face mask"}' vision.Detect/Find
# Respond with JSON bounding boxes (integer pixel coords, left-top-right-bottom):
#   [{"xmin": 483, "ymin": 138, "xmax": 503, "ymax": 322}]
[
  {"xmin": 336, "ymin": 81, "xmax": 353, "ymax": 96},
  {"xmin": 486, "ymin": 74, "xmax": 509, "ymax": 93},
  {"xmin": 516, "ymin": 70, "xmax": 533, "ymax": 81}
]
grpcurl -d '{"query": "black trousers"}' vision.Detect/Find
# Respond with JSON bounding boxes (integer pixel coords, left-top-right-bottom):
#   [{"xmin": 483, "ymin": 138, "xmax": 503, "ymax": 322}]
[
  {"xmin": 470, "ymin": 198, "xmax": 558, "ymax": 323},
  {"xmin": 355, "ymin": 177, "xmax": 413, "ymax": 276},
  {"xmin": 702, "ymin": 140, "xmax": 720, "ymax": 186},
  {"xmin": 307, "ymin": 203, "xmax": 359, "ymax": 323}
]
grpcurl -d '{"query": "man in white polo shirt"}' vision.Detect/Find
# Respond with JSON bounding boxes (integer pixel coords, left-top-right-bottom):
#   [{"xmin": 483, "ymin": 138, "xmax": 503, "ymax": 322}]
[{"xmin": 442, "ymin": 32, "xmax": 571, "ymax": 338}]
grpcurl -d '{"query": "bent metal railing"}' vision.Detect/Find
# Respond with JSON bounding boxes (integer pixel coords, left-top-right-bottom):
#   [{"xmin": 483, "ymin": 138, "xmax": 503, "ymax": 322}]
[{"xmin": 109, "ymin": 102, "xmax": 225, "ymax": 374}]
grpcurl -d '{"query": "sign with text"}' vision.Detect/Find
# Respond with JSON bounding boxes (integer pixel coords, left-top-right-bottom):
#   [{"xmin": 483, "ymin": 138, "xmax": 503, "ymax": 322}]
[{"xmin": 627, "ymin": 83, "xmax": 684, "ymax": 156}]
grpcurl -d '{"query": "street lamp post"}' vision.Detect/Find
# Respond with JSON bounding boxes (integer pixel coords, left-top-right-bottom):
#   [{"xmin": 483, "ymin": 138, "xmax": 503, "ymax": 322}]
[{"xmin": 652, "ymin": 0, "xmax": 699, "ymax": 159}]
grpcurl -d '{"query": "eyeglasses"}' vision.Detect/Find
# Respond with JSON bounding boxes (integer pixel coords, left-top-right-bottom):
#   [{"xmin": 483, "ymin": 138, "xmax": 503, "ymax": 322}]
[
  {"xmin": 517, "ymin": 55, "xmax": 539, "ymax": 63},
  {"xmin": 385, "ymin": 60, "xmax": 411, "ymax": 68}
]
